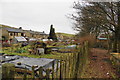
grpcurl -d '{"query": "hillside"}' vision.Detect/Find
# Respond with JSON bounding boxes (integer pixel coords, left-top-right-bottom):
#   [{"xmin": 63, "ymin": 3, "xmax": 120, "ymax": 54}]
[
  {"xmin": 56, "ymin": 32, "xmax": 74, "ymax": 38},
  {"xmin": 0, "ymin": 24, "xmax": 17, "ymax": 29}
]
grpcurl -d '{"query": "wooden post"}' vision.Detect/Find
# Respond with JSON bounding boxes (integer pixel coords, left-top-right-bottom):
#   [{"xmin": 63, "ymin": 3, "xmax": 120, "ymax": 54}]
[
  {"xmin": 73, "ymin": 53, "xmax": 77, "ymax": 78},
  {"xmin": 59, "ymin": 59, "xmax": 62, "ymax": 80},
  {"xmin": 39, "ymin": 66, "xmax": 43, "ymax": 80},
  {"xmin": 52, "ymin": 61, "xmax": 55, "ymax": 80},
  {"xmin": 69, "ymin": 54, "xmax": 73, "ymax": 78},
  {"xmin": 61, "ymin": 57, "xmax": 65, "ymax": 79},
  {"xmin": 66, "ymin": 55, "xmax": 69, "ymax": 78},
  {"xmin": 46, "ymin": 69, "xmax": 50, "ymax": 80},
  {"xmin": 62, "ymin": 60, "xmax": 65, "ymax": 79},
  {"xmin": 72, "ymin": 53, "xmax": 75, "ymax": 78},
  {"xmin": 87, "ymin": 41, "xmax": 89, "ymax": 62},
  {"xmin": 69, "ymin": 54, "xmax": 71, "ymax": 78},
  {"xmin": 112, "ymin": 43, "xmax": 114, "ymax": 52},
  {"xmin": 23, "ymin": 69, "xmax": 27, "ymax": 80},
  {"xmin": 2, "ymin": 63, "xmax": 15, "ymax": 80},
  {"xmin": 61, "ymin": 56, "xmax": 66, "ymax": 79},
  {"xmin": 117, "ymin": 44, "xmax": 119, "ymax": 53},
  {"xmin": 56, "ymin": 60, "xmax": 59, "ymax": 79},
  {"xmin": 78, "ymin": 49, "xmax": 81, "ymax": 78},
  {"xmin": 71, "ymin": 53, "xmax": 74, "ymax": 78},
  {"xmin": 84, "ymin": 42, "xmax": 87, "ymax": 64},
  {"xmin": 32, "ymin": 66, "xmax": 35, "ymax": 79},
  {"xmin": 64, "ymin": 56, "xmax": 67, "ymax": 78},
  {"xmin": 67, "ymin": 54, "xmax": 70, "ymax": 78}
]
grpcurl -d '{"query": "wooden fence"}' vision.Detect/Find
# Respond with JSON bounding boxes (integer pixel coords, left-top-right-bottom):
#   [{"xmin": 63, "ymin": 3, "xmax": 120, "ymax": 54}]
[
  {"xmin": 110, "ymin": 54, "xmax": 120, "ymax": 76},
  {"xmin": 2, "ymin": 41, "xmax": 89, "ymax": 80},
  {"xmin": 109, "ymin": 43, "xmax": 120, "ymax": 76}
]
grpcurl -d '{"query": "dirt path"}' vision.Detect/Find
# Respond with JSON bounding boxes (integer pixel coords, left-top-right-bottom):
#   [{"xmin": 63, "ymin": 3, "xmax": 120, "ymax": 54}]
[{"xmin": 81, "ymin": 48, "xmax": 118, "ymax": 78}]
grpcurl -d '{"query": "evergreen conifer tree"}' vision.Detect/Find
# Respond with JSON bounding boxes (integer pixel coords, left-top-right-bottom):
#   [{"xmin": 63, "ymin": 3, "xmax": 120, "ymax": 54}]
[{"xmin": 48, "ymin": 24, "xmax": 57, "ymax": 41}]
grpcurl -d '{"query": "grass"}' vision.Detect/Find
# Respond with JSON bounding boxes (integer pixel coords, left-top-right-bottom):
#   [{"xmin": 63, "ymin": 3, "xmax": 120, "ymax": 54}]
[
  {"xmin": 0, "ymin": 51, "xmax": 2, "ymax": 53},
  {"xmin": 47, "ymin": 45, "xmax": 66, "ymax": 48},
  {"xmin": 1, "ymin": 47, "xmax": 73, "ymax": 79},
  {"xmin": 47, "ymin": 42, "xmax": 71, "ymax": 48},
  {"xmin": 1, "ymin": 43, "xmax": 76, "ymax": 59},
  {"xmin": 56, "ymin": 32, "xmax": 74, "ymax": 38},
  {"xmin": 1, "ymin": 49, "xmax": 72, "ymax": 59},
  {"xmin": 110, "ymin": 72, "xmax": 118, "ymax": 78}
]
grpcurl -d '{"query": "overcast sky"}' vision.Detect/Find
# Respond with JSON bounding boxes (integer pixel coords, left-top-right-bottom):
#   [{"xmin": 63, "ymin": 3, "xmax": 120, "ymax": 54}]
[{"xmin": 0, "ymin": 0, "xmax": 79, "ymax": 34}]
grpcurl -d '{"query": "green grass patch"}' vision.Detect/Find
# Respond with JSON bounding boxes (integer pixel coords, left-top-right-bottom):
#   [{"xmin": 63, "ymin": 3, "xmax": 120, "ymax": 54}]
[
  {"xmin": 2, "ymin": 43, "xmax": 76, "ymax": 59},
  {"xmin": 110, "ymin": 72, "xmax": 118, "ymax": 78},
  {"xmin": 1, "ymin": 50, "xmax": 72, "ymax": 59}
]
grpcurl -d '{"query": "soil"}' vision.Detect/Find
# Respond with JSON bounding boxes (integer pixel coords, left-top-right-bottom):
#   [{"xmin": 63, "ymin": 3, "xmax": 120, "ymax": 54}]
[{"xmin": 81, "ymin": 48, "xmax": 119, "ymax": 78}]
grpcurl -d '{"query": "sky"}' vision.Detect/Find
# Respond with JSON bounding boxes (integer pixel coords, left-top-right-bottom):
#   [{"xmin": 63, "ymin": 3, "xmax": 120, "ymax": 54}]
[{"xmin": 0, "ymin": 0, "xmax": 79, "ymax": 34}]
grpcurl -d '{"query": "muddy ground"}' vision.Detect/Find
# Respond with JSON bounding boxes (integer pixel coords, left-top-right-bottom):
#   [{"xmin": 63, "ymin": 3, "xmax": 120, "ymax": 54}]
[{"xmin": 81, "ymin": 48, "xmax": 119, "ymax": 78}]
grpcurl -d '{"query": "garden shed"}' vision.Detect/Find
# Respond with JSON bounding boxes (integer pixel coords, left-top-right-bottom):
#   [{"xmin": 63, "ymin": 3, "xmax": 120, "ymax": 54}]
[
  {"xmin": 12, "ymin": 36, "xmax": 27, "ymax": 44},
  {"xmin": 9, "ymin": 57, "xmax": 57, "ymax": 71}
]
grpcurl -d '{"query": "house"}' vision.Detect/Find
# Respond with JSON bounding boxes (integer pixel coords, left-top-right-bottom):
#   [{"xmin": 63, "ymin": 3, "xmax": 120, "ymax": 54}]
[
  {"xmin": 1, "ymin": 26, "xmax": 25, "ymax": 41},
  {"xmin": 97, "ymin": 34, "xmax": 108, "ymax": 42},
  {"xmin": 38, "ymin": 31, "xmax": 48, "ymax": 39},
  {"xmin": 24, "ymin": 30, "xmax": 48, "ymax": 39},
  {"xmin": 0, "ymin": 24, "xmax": 48, "ymax": 42}
]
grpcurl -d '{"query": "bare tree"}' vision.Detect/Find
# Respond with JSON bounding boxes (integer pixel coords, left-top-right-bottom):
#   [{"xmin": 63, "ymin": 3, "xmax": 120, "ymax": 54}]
[{"xmin": 70, "ymin": 1, "xmax": 120, "ymax": 52}]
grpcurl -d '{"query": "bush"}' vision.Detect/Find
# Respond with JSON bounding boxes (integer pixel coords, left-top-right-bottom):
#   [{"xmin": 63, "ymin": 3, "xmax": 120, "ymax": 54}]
[
  {"xmin": 12, "ymin": 44, "xmax": 21, "ymax": 47},
  {"xmin": 31, "ymin": 41, "xmax": 47, "ymax": 48},
  {"xmin": 2, "ymin": 43, "xmax": 11, "ymax": 47},
  {"xmin": 45, "ymin": 48, "xmax": 52, "ymax": 54},
  {"xmin": 77, "ymin": 35, "xmax": 96, "ymax": 47},
  {"xmin": 94, "ymin": 42, "xmax": 108, "ymax": 49},
  {"xmin": 15, "ymin": 48, "xmax": 27, "ymax": 53}
]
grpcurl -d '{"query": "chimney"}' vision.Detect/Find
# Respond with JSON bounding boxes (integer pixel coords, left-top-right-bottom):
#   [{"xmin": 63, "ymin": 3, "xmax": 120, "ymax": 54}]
[{"xmin": 19, "ymin": 27, "xmax": 22, "ymax": 29}]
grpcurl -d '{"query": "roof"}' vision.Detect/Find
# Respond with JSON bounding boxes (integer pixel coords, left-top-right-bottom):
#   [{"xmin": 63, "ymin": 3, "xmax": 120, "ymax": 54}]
[
  {"xmin": 39, "ymin": 32, "xmax": 47, "ymax": 35},
  {"xmin": 14, "ymin": 36, "xmax": 27, "ymax": 42},
  {"xmin": 0, "ymin": 55, "xmax": 22, "ymax": 62},
  {"xmin": 9, "ymin": 57, "xmax": 55, "ymax": 70},
  {"xmin": 0, "ymin": 55, "xmax": 57, "ymax": 71},
  {"xmin": 42, "ymin": 39, "xmax": 53, "ymax": 42},
  {"xmin": 26, "ymin": 30, "xmax": 47, "ymax": 35},
  {"xmin": 3, "ymin": 27, "xmax": 24, "ymax": 33},
  {"xmin": 27, "ymin": 30, "xmax": 35, "ymax": 34},
  {"xmin": 29, "ymin": 38, "xmax": 37, "ymax": 41},
  {"xmin": 98, "ymin": 38, "xmax": 107, "ymax": 40}
]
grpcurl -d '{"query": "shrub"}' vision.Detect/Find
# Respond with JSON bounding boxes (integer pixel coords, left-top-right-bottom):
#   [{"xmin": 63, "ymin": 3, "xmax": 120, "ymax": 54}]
[
  {"xmin": 94, "ymin": 42, "xmax": 108, "ymax": 49},
  {"xmin": 2, "ymin": 43, "xmax": 11, "ymax": 47},
  {"xmin": 15, "ymin": 48, "xmax": 27, "ymax": 53},
  {"xmin": 77, "ymin": 34, "xmax": 96, "ymax": 47},
  {"xmin": 12, "ymin": 44, "xmax": 21, "ymax": 47},
  {"xmin": 45, "ymin": 48, "xmax": 52, "ymax": 54}
]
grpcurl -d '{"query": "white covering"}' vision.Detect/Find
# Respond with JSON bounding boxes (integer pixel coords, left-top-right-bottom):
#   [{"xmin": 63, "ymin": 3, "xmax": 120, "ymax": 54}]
[
  {"xmin": 15, "ymin": 36, "xmax": 27, "ymax": 42},
  {"xmin": 29, "ymin": 38, "xmax": 37, "ymax": 41}
]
